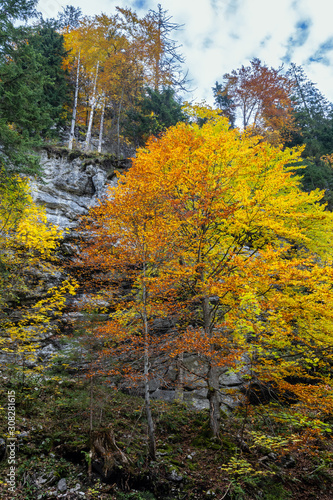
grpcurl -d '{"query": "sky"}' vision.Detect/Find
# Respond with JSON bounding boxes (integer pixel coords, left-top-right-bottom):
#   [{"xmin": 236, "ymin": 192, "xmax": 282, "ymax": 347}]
[{"xmin": 37, "ymin": 0, "xmax": 333, "ymax": 105}]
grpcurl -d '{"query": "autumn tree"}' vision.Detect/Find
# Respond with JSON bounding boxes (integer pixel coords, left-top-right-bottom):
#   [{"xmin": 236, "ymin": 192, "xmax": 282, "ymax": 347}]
[
  {"xmin": 215, "ymin": 58, "xmax": 296, "ymax": 142},
  {"xmin": 62, "ymin": 13, "xmax": 145, "ymax": 154},
  {"xmin": 81, "ymin": 107, "xmax": 333, "ymax": 438},
  {"xmin": 0, "ymin": 176, "xmax": 78, "ymax": 376},
  {"xmin": 63, "ymin": 17, "xmax": 104, "ymax": 150},
  {"xmin": 61, "ymin": 6, "xmax": 187, "ymax": 153},
  {"xmin": 140, "ymin": 4, "xmax": 187, "ymax": 91},
  {"xmin": 76, "ymin": 165, "xmax": 180, "ymax": 459}
]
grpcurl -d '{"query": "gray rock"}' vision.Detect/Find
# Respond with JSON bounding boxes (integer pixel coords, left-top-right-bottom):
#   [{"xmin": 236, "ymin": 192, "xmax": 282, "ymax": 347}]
[
  {"xmin": 219, "ymin": 370, "xmax": 243, "ymax": 387},
  {"xmin": 35, "ymin": 472, "xmax": 56, "ymax": 488},
  {"xmin": 38, "ymin": 344, "xmax": 58, "ymax": 360},
  {"xmin": 17, "ymin": 431, "xmax": 29, "ymax": 439},
  {"xmin": 57, "ymin": 478, "xmax": 67, "ymax": 492},
  {"xmin": 148, "ymin": 378, "xmax": 162, "ymax": 392},
  {"xmin": 183, "ymin": 392, "xmax": 210, "ymax": 410},
  {"xmin": 29, "ymin": 150, "xmax": 124, "ymax": 230},
  {"xmin": 168, "ymin": 469, "xmax": 183, "ymax": 482},
  {"xmin": 151, "ymin": 389, "xmax": 176, "ymax": 402},
  {"xmin": 191, "ymin": 388, "xmax": 208, "ymax": 398}
]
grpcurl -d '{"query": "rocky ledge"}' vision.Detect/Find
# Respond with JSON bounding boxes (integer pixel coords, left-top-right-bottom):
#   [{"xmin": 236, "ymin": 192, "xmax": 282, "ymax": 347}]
[{"xmin": 30, "ymin": 146, "xmax": 131, "ymax": 229}]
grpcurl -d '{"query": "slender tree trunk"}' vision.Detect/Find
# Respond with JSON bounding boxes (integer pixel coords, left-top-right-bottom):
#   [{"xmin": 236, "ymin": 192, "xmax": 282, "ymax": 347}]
[
  {"xmin": 21, "ymin": 351, "xmax": 25, "ymax": 388},
  {"xmin": 97, "ymin": 95, "xmax": 105, "ymax": 154},
  {"xmin": 68, "ymin": 51, "xmax": 80, "ymax": 150},
  {"xmin": 243, "ymin": 102, "xmax": 247, "ymax": 130},
  {"xmin": 154, "ymin": 15, "xmax": 161, "ymax": 91},
  {"xmin": 290, "ymin": 64, "xmax": 313, "ymax": 123},
  {"xmin": 90, "ymin": 374, "xmax": 94, "ymax": 434},
  {"xmin": 175, "ymin": 352, "xmax": 184, "ymax": 402},
  {"xmin": 142, "ymin": 241, "xmax": 156, "ymax": 460},
  {"xmin": 85, "ymin": 61, "xmax": 100, "ymax": 152},
  {"xmin": 116, "ymin": 88, "xmax": 124, "ymax": 159},
  {"xmin": 88, "ymin": 374, "xmax": 93, "ymax": 480},
  {"xmin": 207, "ymin": 363, "xmax": 221, "ymax": 436},
  {"xmin": 152, "ymin": 4, "xmax": 163, "ymax": 91},
  {"xmin": 203, "ymin": 296, "xmax": 221, "ymax": 437}
]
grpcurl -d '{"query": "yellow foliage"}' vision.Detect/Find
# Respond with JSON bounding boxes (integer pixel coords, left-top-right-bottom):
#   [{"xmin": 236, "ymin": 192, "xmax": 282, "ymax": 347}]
[
  {"xmin": 80, "ymin": 108, "xmax": 333, "ymax": 430},
  {"xmin": 0, "ymin": 176, "xmax": 63, "ymax": 257},
  {"xmin": 0, "ymin": 176, "xmax": 77, "ymax": 371},
  {"xmin": 2, "ymin": 279, "xmax": 78, "ymax": 357},
  {"xmin": 220, "ymin": 457, "xmax": 271, "ymax": 477}
]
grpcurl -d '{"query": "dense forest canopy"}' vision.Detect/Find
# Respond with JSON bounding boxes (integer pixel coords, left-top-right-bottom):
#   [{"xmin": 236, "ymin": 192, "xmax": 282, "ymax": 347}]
[{"xmin": 1, "ymin": 3, "xmax": 333, "ymax": 499}]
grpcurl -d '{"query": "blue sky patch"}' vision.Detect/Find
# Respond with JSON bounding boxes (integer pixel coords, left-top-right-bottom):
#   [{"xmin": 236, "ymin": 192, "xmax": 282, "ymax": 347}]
[
  {"xmin": 282, "ymin": 18, "xmax": 312, "ymax": 63},
  {"xmin": 202, "ymin": 37, "xmax": 214, "ymax": 49},
  {"xmin": 133, "ymin": 0, "xmax": 147, "ymax": 9},
  {"xmin": 229, "ymin": 32, "xmax": 240, "ymax": 40},
  {"xmin": 225, "ymin": 0, "xmax": 243, "ymax": 17},
  {"xmin": 259, "ymin": 35, "xmax": 272, "ymax": 49},
  {"xmin": 308, "ymin": 37, "xmax": 333, "ymax": 65},
  {"xmin": 290, "ymin": 19, "xmax": 312, "ymax": 47},
  {"xmin": 291, "ymin": 0, "xmax": 301, "ymax": 9}
]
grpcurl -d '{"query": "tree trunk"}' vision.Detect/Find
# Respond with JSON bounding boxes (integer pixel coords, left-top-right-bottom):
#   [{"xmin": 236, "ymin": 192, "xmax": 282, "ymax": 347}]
[
  {"xmin": 89, "ymin": 374, "xmax": 93, "ymax": 480},
  {"xmin": 68, "ymin": 51, "xmax": 80, "ymax": 150},
  {"xmin": 143, "ymin": 328, "xmax": 156, "ymax": 460},
  {"xmin": 203, "ymin": 296, "xmax": 220, "ymax": 436},
  {"xmin": 175, "ymin": 352, "xmax": 184, "ymax": 402},
  {"xmin": 207, "ymin": 363, "xmax": 220, "ymax": 436},
  {"xmin": 84, "ymin": 61, "xmax": 100, "ymax": 152},
  {"xmin": 154, "ymin": 12, "xmax": 162, "ymax": 91},
  {"xmin": 90, "ymin": 375, "xmax": 94, "ymax": 434},
  {"xmin": 116, "ymin": 88, "xmax": 124, "ymax": 159},
  {"xmin": 97, "ymin": 95, "xmax": 105, "ymax": 153},
  {"xmin": 142, "ymin": 243, "xmax": 156, "ymax": 460}
]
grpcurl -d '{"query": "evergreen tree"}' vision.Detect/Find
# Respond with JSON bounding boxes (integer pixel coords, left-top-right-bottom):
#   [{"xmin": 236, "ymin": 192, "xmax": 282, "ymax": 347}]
[
  {"xmin": 0, "ymin": 32, "xmax": 51, "ymax": 134},
  {"xmin": 287, "ymin": 64, "xmax": 333, "ymax": 157},
  {"xmin": 0, "ymin": 0, "xmax": 37, "ymax": 44},
  {"xmin": 0, "ymin": 0, "xmax": 43, "ymax": 173},
  {"xmin": 124, "ymin": 86, "xmax": 187, "ymax": 147},
  {"xmin": 57, "ymin": 5, "xmax": 82, "ymax": 29},
  {"xmin": 29, "ymin": 20, "xmax": 69, "ymax": 132},
  {"xmin": 0, "ymin": 2, "xmax": 70, "ymax": 173},
  {"xmin": 212, "ymin": 81, "xmax": 236, "ymax": 128},
  {"xmin": 286, "ymin": 64, "xmax": 333, "ymax": 209}
]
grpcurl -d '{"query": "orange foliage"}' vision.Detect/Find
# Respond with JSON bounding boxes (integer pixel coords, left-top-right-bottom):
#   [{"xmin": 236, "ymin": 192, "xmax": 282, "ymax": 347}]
[
  {"xmin": 221, "ymin": 58, "xmax": 297, "ymax": 142},
  {"xmin": 79, "ymin": 109, "xmax": 333, "ymax": 435}
]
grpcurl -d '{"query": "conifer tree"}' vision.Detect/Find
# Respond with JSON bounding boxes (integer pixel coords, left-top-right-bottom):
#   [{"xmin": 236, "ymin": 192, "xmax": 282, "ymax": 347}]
[
  {"xmin": 0, "ymin": 0, "xmax": 41, "ymax": 173},
  {"xmin": 28, "ymin": 20, "xmax": 69, "ymax": 133},
  {"xmin": 286, "ymin": 64, "xmax": 333, "ymax": 208},
  {"xmin": 124, "ymin": 86, "xmax": 187, "ymax": 147}
]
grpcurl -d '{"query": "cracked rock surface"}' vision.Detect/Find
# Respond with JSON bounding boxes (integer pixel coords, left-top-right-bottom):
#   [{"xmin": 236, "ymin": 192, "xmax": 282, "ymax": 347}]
[{"xmin": 30, "ymin": 149, "xmax": 129, "ymax": 229}]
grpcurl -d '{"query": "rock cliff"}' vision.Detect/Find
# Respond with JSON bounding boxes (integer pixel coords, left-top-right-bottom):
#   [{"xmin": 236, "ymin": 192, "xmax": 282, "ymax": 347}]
[{"xmin": 30, "ymin": 146, "xmax": 131, "ymax": 229}]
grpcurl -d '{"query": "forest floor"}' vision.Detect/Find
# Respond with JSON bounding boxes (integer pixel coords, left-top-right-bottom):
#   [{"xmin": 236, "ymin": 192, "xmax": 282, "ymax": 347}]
[{"xmin": 0, "ymin": 361, "xmax": 332, "ymax": 500}]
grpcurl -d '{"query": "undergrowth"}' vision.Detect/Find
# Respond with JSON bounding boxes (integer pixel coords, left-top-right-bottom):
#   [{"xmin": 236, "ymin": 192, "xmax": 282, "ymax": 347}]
[{"xmin": 0, "ymin": 365, "xmax": 332, "ymax": 499}]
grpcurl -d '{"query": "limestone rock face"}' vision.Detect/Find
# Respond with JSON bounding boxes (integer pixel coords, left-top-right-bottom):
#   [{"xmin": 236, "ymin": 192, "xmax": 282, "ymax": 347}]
[
  {"xmin": 29, "ymin": 148, "xmax": 130, "ymax": 229},
  {"xmin": 0, "ymin": 148, "xmax": 131, "ymax": 369}
]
